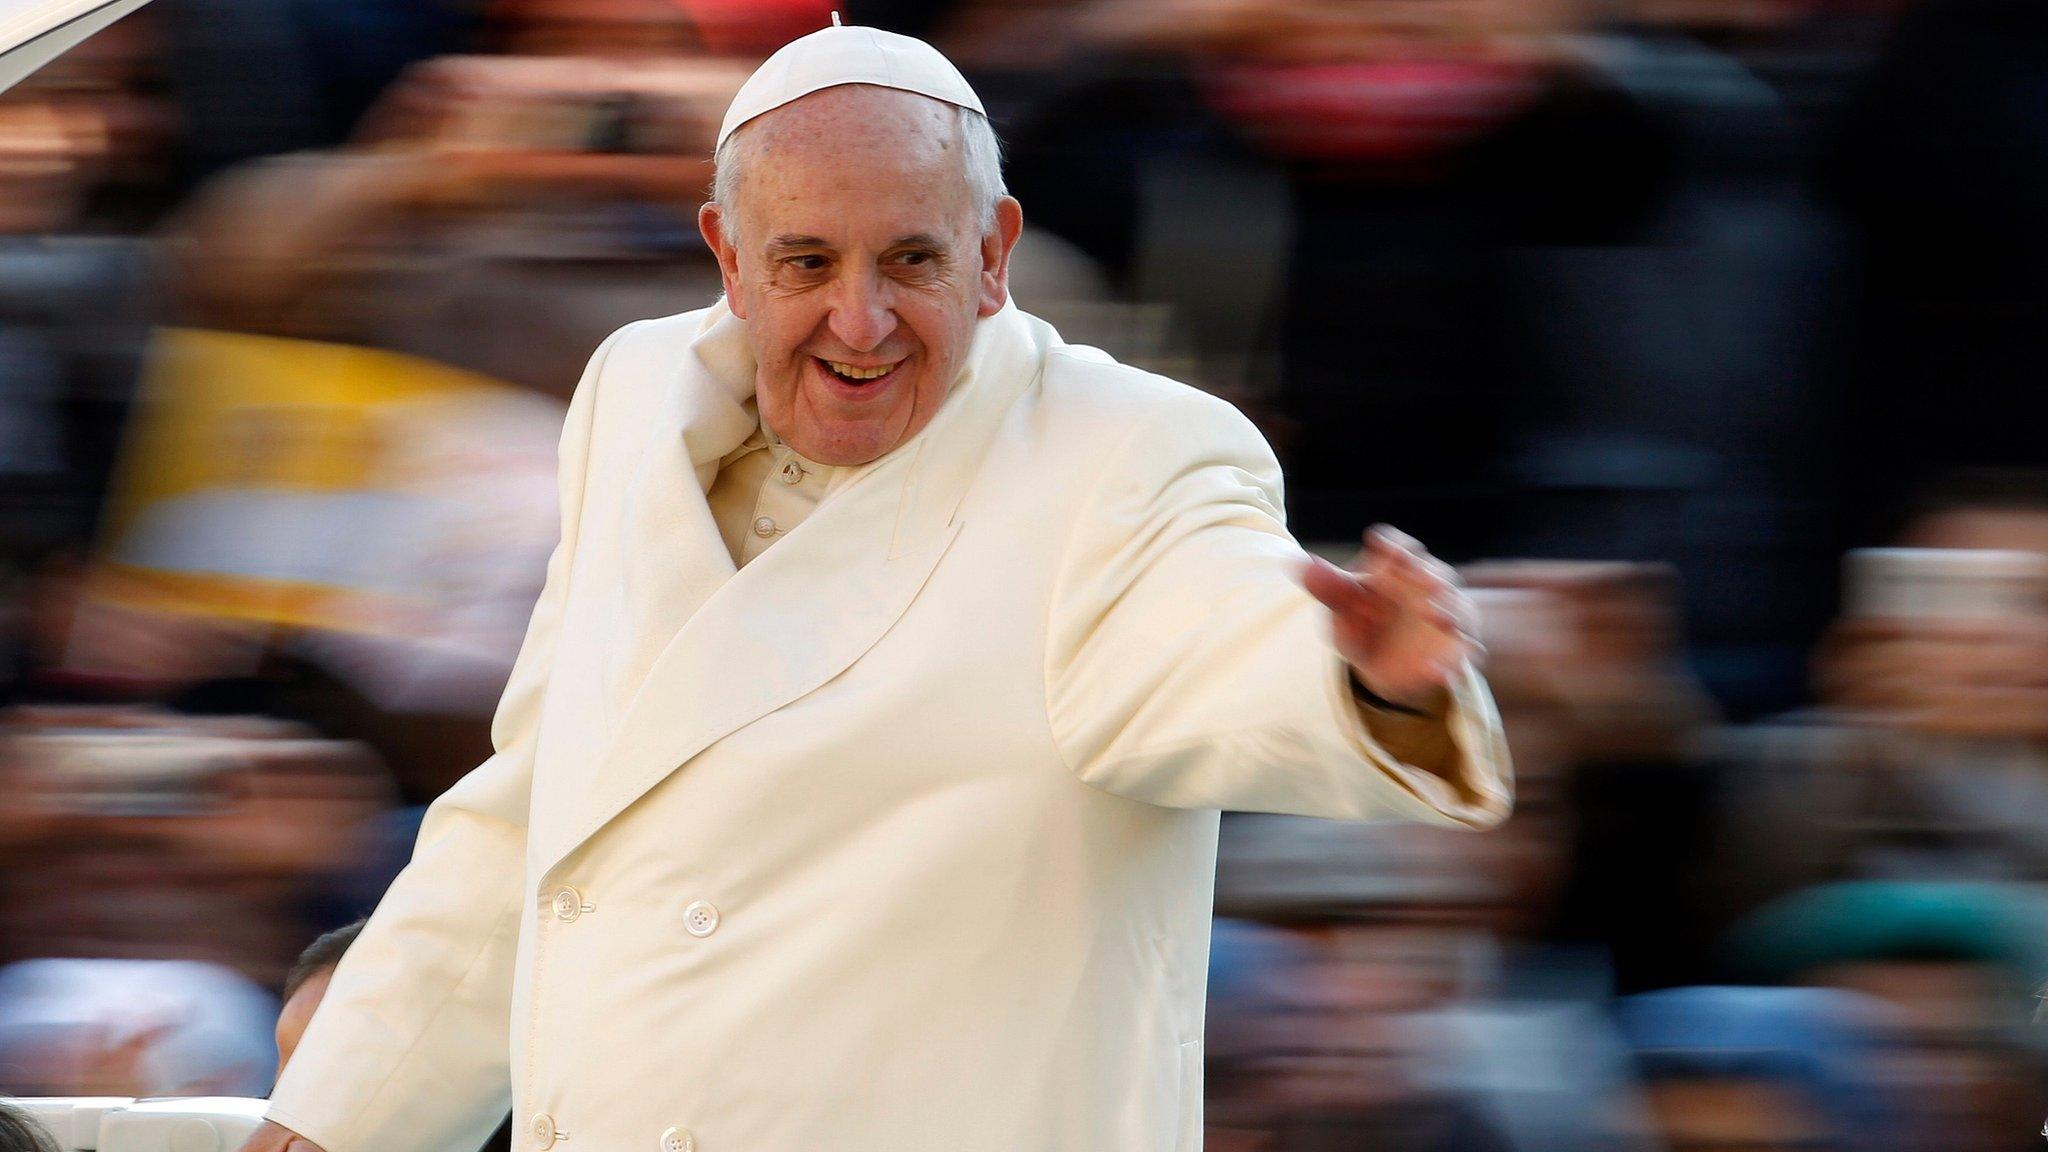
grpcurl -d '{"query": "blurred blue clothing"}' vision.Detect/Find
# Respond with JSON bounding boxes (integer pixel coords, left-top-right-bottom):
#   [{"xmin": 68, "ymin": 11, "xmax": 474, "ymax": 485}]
[
  {"xmin": 1616, "ymin": 984, "xmax": 1904, "ymax": 1148},
  {"xmin": 0, "ymin": 958, "xmax": 278, "ymax": 1095}
]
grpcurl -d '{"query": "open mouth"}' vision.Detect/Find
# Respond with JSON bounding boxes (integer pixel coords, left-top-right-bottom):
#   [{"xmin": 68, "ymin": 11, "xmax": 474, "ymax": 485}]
[{"xmin": 815, "ymin": 356, "xmax": 900, "ymax": 386}]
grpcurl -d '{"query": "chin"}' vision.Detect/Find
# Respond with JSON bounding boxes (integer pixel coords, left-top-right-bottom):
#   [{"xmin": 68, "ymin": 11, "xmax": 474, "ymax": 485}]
[{"xmin": 790, "ymin": 424, "xmax": 895, "ymax": 467}]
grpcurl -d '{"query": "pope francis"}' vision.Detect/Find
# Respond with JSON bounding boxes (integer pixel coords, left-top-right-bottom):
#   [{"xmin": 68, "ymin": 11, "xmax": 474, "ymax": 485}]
[{"xmin": 245, "ymin": 22, "xmax": 1512, "ymax": 1152}]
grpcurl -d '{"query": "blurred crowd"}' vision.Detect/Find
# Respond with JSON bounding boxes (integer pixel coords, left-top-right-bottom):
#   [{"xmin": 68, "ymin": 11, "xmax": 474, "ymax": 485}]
[{"xmin": 0, "ymin": 0, "xmax": 2042, "ymax": 1149}]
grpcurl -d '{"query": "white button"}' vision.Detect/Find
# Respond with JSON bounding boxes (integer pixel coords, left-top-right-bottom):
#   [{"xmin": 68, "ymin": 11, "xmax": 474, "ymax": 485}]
[
  {"xmin": 778, "ymin": 459, "xmax": 804, "ymax": 484},
  {"xmin": 751, "ymin": 515, "xmax": 777, "ymax": 538},
  {"xmin": 683, "ymin": 900, "xmax": 720, "ymax": 937},
  {"xmin": 531, "ymin": 1114, "xmax": 563, "ymax": 1149},
  {"xmin": 659, "ymin": 1126, "xmax": 696, "ymax": 1152},
  {"xmin": 551, "ymin": 886, "xmax": 591, "ymax": 922}
]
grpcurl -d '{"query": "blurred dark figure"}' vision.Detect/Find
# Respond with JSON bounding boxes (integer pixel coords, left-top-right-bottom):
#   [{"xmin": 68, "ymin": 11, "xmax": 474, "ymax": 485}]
[
  {"xmin": 0, "ymin": 15, "xmax": 166, "ymax": 619},
  {"xmin": 159, "ymin": 0, "xmax": 486, "ymax": 188},
  {"xmin": 1003, "ymin": 0, "xmax": 1677, "ymax": 562},
  {"xmin": 0, "ymin": 1101, "xmax": 60, "ymax": 1152},
  {"xmin": 1466, "ymin": 562, "xmax": 1722, "ymax": 992},
  {"xmin": 1820, "ymin": 0, "xmax": 2048, "ymax": 548}
]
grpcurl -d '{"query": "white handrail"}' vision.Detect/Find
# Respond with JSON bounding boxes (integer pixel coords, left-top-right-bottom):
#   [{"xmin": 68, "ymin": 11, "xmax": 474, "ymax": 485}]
[
  {"xmin": 14, "ymin": 1097, "xmax": 268, "ymax": 1152},
  {"xmin": 0, "ymin": 0, "xmax": 156, "ymax": 96}
]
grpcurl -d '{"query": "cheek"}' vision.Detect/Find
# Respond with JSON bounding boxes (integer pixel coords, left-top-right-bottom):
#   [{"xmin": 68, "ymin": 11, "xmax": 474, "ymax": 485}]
[
  {"xmin": 906, "ymin": 300, "xmax": 979, "ymax": 373},
  {"xmin": 745, "ymin": 304, "xmax": 815, "ymax": 369}
]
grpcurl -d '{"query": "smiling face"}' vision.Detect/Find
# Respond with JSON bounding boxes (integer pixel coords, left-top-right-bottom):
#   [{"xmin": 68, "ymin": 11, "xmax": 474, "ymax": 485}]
[{"xmin": 698, "ymin": 85, "xmax": 1023, "ymax": 466}]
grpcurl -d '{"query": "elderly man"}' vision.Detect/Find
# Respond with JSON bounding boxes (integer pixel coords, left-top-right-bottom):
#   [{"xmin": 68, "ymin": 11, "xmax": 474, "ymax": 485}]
[{"xmin": 243, "ymin": 22, "xmax": 1510, "ymax": 1152}]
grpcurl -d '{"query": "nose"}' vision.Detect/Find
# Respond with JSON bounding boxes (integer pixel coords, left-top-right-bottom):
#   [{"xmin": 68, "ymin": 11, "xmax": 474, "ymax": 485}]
[{"xmin": 827, "ymin": 271, "xmax": 898, "ymax": 353}]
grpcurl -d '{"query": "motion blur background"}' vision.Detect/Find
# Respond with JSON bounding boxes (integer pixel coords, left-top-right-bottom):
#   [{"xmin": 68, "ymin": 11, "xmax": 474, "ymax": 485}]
[{"xmin": 0, "ymin": 0, "xmax": 2042, "ymax": 1148}]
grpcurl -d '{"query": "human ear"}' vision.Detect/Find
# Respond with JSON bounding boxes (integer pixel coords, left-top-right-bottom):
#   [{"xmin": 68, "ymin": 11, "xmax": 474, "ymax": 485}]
[
  {"xmin": 977, "ymin": 197, "xmax": 1025, "ymax": 318},
  {"xmin": 698, "ymin": 202, "xmax": 748, "ymax": 320}
]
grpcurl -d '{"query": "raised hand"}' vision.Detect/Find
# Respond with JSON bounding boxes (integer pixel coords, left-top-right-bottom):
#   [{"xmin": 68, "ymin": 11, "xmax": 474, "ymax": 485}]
[{"xmin": 1300, "ymin": 525, "xmax": 1481, "ymax": 713}]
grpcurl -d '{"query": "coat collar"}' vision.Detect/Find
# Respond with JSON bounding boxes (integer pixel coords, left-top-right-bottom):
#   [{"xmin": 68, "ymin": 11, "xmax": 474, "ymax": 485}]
[{"xmin": 540, "ymin": 299, "xmax": 1050, "ymax": 873}]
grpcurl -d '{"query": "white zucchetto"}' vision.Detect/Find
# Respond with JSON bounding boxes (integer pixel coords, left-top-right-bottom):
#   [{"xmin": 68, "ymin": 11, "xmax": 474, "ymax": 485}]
[{"xmin": 717, "ymin": 17, "xmax": 987, "ymax": 149}]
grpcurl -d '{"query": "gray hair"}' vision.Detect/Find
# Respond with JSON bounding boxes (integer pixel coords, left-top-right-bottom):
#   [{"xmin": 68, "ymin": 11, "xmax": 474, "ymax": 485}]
[{"xmin": 712, "ymin": 101, "xmax": 1007, "ymax": 237}]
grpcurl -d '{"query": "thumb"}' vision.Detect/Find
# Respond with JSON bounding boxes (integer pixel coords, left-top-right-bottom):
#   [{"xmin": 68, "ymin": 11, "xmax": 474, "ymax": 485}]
[{"xmin": 1299, "ymin": 554, "xmax": 1363, "ymax": 612}]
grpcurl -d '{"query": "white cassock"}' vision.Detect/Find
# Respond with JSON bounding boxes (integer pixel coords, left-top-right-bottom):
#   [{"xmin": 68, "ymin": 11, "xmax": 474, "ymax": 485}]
[{"xmin": 266, "ymin": 299, "xmax": 1513, "ymax": 1152}]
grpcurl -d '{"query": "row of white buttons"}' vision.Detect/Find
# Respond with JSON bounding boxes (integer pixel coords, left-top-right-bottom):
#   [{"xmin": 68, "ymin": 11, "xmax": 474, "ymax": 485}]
[
  {"xmin": 547, "ymin": 885, "xmax": 719, "ymax": 938},
  {"xmin": 528, "ymin": 1114, "xmax": 692, "ymax": 1151}
]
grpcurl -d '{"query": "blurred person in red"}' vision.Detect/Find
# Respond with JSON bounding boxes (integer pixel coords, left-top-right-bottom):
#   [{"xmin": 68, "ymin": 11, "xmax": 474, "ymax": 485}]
[
  {"xmin": 1000, "ymin": 0, "xmax": 1681, "ymax": 560},
  {"xmin": 236, "ymin": 21, "xmax": 1509, "ymax": 1152}
]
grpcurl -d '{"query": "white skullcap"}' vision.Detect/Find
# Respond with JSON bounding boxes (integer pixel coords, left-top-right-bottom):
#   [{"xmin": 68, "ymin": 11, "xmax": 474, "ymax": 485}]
[{"xmin": 717, "ymin": 17, "xmax": 986, "ymax": 149}]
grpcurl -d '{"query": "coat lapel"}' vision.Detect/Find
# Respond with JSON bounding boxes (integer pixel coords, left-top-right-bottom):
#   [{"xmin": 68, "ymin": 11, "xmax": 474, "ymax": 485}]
[
  {"xmin": 543, "ymin": 302, "xmax": 1049, "ymax": 871},
  {"xmin": 599, "ymin": 306, "xmax": 753, "ymax": 717}
]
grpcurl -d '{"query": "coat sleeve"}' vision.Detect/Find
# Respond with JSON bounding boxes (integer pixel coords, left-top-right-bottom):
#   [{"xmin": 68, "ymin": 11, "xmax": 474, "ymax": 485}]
[
  {"xmin": 1044, "ymin": 384, "xmax": 1512, "ymax": 827},
  {"xmin": 263, "ymin": 323, "xmax": 632, "ymax": 1152}
]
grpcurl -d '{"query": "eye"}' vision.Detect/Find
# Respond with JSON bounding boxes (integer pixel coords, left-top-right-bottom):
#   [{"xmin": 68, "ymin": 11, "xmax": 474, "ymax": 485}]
[
  {"xmin": 892, "ymin": 249, "xmax": 935, "ymax": 267},
  {"xmin": 783, "ymin": 254, "xmax": 828, "ymax": 271}
]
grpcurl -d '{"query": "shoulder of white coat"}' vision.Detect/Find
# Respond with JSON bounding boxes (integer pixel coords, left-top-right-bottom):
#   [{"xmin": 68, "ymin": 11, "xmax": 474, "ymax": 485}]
[
  {"xmin": 1037, "ymin": 342, "xmax": 1278, "ymax": 474},
  {"xmin": 590, "ymin": 305, "xmax": 723, "ymax": 367},
  {"xmin": 565, "ymin": 305, "xmax": 722, "ymax": 416}
]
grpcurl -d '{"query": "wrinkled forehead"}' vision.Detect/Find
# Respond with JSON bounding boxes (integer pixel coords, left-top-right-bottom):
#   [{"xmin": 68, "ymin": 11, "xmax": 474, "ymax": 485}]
[
  {"xmin": 726, "ymin": 86, "xmax": 977, "ymax": 234},
  {"xmin": 737, "ymin": 84, "xmax": 961, "ymax": 170}
]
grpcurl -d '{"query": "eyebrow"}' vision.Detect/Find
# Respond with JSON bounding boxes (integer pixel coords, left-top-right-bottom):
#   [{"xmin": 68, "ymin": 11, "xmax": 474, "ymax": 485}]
[
  {"xmin": 766, "ymin": 234, "xmax": 830, "ymax": 255},
  {"xmin": 763, "ymin": 233, "xmax": 950, "ymax": 255}
]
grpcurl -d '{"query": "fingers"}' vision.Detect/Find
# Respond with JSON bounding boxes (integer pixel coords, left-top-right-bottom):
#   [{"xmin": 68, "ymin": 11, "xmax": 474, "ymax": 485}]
[
  {"xmin": 1301, "ymin": 554, "xmax": 1362, "ymax": 610},
  {"xmin": 1308, "ymin": 529, "xmax": 1484, "ymax": 647},
  {"xmin": 1363, "ymin": 523, "xmax": 1456, "ymax": 589},
  {"xmin": 1360, "ymin": 526, "xmax": 1487, "ymax": 661},
  {"xmin": 1301, "ymin": 554, "xmax": 1393, "ymax": 629}
]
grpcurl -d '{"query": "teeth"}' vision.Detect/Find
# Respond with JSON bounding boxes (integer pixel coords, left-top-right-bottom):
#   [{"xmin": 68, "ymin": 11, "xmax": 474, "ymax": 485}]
[{"xmin": 825, "ymin": 360, "xmax": 894, "ymax": 380}]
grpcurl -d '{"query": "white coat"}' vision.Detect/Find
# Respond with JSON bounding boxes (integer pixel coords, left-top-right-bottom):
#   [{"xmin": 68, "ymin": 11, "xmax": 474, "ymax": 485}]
[{"xmin": 266, "ymin": 301, "xmax": 1512, "ymax": 1152}]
